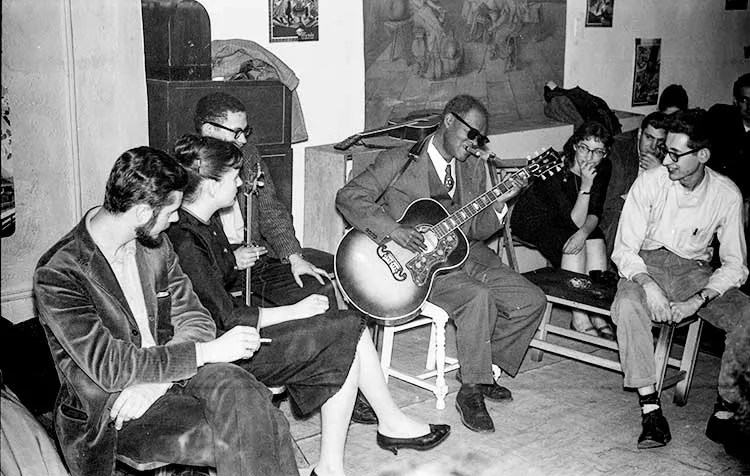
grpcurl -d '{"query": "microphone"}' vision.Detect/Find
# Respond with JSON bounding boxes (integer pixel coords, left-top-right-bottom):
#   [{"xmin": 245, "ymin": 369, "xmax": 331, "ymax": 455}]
[{"xmin": 465, "ymin": 145, "xmax": 499, "ymax": 163}]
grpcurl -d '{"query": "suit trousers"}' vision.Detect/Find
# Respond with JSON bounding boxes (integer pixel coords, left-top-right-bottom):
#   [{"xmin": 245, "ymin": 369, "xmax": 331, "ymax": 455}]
[
  {"xmin": 611, "ymin": 248, "xmax": 749, "ymax": 405},
  {"xmin": 117, "ymin": 363, "xmax": 298, "ymax": 476},
  {"xmin": 429, "ymin": 243, "xmax": 546, "ymax": 384}
]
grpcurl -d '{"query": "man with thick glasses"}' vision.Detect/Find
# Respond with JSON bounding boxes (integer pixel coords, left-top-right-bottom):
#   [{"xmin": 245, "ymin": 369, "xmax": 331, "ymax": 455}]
[
  {"xmin": 611, "ymin": 108, "xmax": 749, "ymax": 451},
  {"xmin": 193, "ymin": 92, "xmax": 378, "ymax": 425},
  {"xmin": 601, "ymin": 112, "xmax": 668, "ymax": 265},
  {"xmin": 337, "ymin": 95, "xmax": 546, "ymax": 433}
]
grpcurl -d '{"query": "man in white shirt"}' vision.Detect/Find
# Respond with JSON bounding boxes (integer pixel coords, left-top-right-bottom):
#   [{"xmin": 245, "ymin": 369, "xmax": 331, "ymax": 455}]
[
  {"xmin": 34, "ymin": 147, "xmax": 298, "ymax": 476},
  {"xmin": 611, "ymin": 109, "xmax": 749, "ymax": 450}
]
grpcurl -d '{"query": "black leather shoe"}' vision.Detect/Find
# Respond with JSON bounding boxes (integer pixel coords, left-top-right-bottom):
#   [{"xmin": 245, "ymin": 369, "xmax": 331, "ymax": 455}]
[
  {"xmin": 456, "ymin": 371, "xmax": 512, "ymax": 402},
  {"xmin": 705, "ymin": 396, "xmax": 738, "ymax": 444},
  {"xmin": 455, "ymin": 385, "xmax": 495, "ymax": 433},
  {"xmin": 351, "ymin": 391, "xmax": 378, "ymax": 425},
  {"xmin": 637, "ymin": 409, "xmax": 671, "ymax": 449},
  {"xmin": 376, "ymin": 423, "xmax": 451, "ymax": 455}
]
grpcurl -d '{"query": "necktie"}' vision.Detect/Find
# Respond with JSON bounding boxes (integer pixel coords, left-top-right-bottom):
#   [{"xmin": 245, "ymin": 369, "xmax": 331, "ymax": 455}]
[{"xmin": 444, "ymin": 164, "xmax": 454, "ymax": 191}]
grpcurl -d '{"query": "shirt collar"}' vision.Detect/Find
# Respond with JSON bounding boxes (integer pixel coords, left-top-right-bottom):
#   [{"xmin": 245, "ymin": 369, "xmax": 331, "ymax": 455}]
[{"xmin": 427, "ymin": 137, "xmax": 455, "ymax": 173}]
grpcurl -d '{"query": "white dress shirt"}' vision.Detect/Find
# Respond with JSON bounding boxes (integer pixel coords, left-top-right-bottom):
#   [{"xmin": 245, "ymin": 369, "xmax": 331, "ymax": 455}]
[
  {"xmin": 426, "ymin": 138, "xmax": 508, "ymax": 220},
  {"xmin": 612, "ymin": 166, "xmax": 748, "ymax": 294}
]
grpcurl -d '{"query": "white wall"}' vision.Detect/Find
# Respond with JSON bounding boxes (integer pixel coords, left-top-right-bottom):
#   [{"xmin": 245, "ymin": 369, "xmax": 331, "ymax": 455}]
[
  {"xmin": 565, "ymin": 0, "xmax": 750, "ymax": 112},
  {"xmin": 1, "ymin": 1, "xmax": 148, "ymax": 323},
  {"xmin": 198, "ymin": 0, "xmax": 366, "ymax": 238}
]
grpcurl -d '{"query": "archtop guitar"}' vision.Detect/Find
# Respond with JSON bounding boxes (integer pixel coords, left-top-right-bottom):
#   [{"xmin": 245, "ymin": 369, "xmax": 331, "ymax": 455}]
[{"xmin": 334, "ymin": 148, "xmax": 563, "ymax": 323}]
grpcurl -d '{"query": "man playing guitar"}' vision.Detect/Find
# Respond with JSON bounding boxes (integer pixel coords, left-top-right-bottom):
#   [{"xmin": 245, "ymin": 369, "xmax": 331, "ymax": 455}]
[{"xmin": 336, "ymin": 94, "xmax": 547, "ymax": 434}]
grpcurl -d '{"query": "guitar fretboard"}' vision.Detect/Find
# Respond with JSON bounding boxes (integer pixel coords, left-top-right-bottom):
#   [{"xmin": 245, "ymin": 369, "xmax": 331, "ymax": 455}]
[{"xmin": 432, "ymin": 149, "xmax": 559, "ymax": 239}]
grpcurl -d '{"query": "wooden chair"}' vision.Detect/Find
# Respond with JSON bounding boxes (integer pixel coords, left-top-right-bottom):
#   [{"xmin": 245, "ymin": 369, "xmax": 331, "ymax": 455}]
[
  {"xmin": 524, "ymin": 267, "xmax": 703, "ymax": 406},
  {"xmin": 377, "ymin": 301, "xmax": 459, "ymax": 410}
]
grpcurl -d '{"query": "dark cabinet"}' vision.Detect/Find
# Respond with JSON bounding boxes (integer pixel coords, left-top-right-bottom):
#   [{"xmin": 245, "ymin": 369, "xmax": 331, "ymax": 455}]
[{"xmin": 146, "ymin": 79, "xmax": 294, "ymax": 210}]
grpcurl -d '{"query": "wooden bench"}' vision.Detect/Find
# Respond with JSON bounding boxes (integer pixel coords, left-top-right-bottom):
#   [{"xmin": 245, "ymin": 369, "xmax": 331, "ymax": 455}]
[{"xmin": 523, "ymin": 268, "xmax": 703, "ymax": 406}]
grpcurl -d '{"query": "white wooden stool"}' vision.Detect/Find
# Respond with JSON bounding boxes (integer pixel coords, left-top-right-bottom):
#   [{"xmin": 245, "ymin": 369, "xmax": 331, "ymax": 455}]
[{"xmin": 378, "ymin": 301, "xmax": 460, "ymax": 409}]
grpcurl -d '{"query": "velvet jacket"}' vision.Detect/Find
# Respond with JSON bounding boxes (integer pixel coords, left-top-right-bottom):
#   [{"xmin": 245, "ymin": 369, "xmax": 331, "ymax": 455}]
[
  {"xmin": 33, "ymin": 211, "xmax": 216, "ymax": 476},
  {"xmin": 335, "ymin": 135, "xmax": 502, "ymax": 246}
]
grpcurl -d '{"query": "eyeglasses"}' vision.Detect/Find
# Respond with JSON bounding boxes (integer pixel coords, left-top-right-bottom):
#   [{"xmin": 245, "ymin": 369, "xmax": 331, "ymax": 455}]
[
  {"xmin": 574, "ymin": 142, "xmax": 608, "ymax": 159},
  {"xmin": 659, "ymin": 145, "xmax": 701, "ymax": 162},
  {"xmin": 204, "ymin": 121, "xmax": 253, "ymax": 140},
  {"xmin": 451, "ymin": 112, "xmax": 489, "ymax": 146}
]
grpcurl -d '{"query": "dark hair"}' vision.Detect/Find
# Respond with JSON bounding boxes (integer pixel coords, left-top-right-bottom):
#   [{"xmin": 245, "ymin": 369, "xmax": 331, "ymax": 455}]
[
  {"xmin": 733, "ymin": 73, "xmax": 750, "ymax": 100},
  {"xmin": 194, "ymin": 92, "xmax": 247, "ymax": 132},
  {"xmin": 658, "ymin": 84, "xmax": 688, "ymax": 112},
  {"xmin": 172, "ymin": 134, "xmax": 244, "ymax": 202},
  {"xmin": 103, "ymin": 147, "xmax": 188, "ymax": 213},
  {"xmin": 562, "ymin": 121, "xmax": 613, "ymax": 167},
  {"xmin": 640, "ymin": 111, "xmax": 669, "ymax": 132},
  {"xmin": 664, "ymin": 108, "xmax": 711, "ymax": 151},
  {"xmin": 442, "ymin": 95, "xmax": 489, "ymax": 125}
]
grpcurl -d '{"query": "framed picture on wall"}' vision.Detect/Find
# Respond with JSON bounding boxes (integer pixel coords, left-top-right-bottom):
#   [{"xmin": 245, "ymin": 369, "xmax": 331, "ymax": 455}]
[
  {"xmin": 631, "ymin": 38, "xmax": 661, "ymax": 107},
  {"xmin": 725, "ymin": 0, "xmax": 748, "ymax": 10},
  {"xmin": 586, "ymin": 0, "xmax": 613, "ymax": 27},
  {"xmin": 269, "ymin": 0, "xmax": 319, "ymax": 42},
  {"xmin": 1, "ymin": 87, "xmax": 15, "ymax": 237}
]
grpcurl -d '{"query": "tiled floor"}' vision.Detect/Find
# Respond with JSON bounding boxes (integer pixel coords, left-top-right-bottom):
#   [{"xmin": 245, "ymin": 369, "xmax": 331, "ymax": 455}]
[{"xmin": 285, "ymin": 307, "xmax": 748, "ymax": 476}]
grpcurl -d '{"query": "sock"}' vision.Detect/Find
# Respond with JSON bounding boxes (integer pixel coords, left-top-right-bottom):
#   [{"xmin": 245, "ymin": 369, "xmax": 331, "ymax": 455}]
[{"xmin": 639, "ymin": 392, "xmax": 660, "ymax": 415}]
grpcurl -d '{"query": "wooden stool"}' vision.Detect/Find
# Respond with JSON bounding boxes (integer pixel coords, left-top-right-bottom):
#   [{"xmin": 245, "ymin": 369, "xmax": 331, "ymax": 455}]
[
  {"xmin": 524, "ymin": 268, "xmax": 703, "ymax": 406},
  {"xmin": 378, "ymin": 301, "xmax": 460, "ymax": 409}
]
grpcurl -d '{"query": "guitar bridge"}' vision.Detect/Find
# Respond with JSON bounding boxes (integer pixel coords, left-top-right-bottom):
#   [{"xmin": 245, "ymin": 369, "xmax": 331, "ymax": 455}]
[
  {"xmin": 377, "ymin": 244, "xmax": 407, "ymax": 281},
  {"xmin": 406, "ymin": 232, "xmax": 458, "ymax": 286}
]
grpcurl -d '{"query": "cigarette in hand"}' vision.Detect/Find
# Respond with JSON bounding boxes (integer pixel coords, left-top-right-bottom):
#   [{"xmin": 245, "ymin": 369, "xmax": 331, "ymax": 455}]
[{"xmin": 260, "ymin": 338, "xmax": 272, "ymax": 343}]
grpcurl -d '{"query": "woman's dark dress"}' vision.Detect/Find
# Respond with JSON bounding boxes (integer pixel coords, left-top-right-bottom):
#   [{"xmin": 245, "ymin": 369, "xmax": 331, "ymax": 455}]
[
  {"xmin": 167, "ymin": 210, "xmax": 363, "ymax": 417},
  {"xmin": 510, "ymin": 160, "xmax": 611, "ymax": 268}
]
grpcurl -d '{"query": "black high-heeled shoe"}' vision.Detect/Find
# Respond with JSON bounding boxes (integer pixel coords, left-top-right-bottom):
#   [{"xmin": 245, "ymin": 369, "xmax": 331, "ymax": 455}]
[{"xmin": 376, "ymin": 424, "xmax": 451, "ymax": 455}]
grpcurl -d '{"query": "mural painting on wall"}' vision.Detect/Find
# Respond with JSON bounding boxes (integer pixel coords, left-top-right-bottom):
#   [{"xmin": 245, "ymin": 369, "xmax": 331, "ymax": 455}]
[
  {"xmin": 631, "ymin": 38, "xmax": 661, "ymax": 107},
  {"xmin": 585, "ymin": 0, "xmax": 612, "ymax": 27},
  {"xmin": 270, "ymin": 0, "xmax": 319, "ymax": 42},
  {"xmin": 1, "ymin": 87, "xmax": 15, "ymax": 238},
  {"xmin": 363, "ymin": 0, "xmax": 567, "ymax": 132}
]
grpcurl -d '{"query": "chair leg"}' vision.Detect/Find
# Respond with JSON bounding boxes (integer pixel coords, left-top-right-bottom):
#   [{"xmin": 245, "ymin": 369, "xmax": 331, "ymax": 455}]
[
  {"xmin": 380, "ymin": 326, "xmax": 395, "ymax": 383},
  {"xmin": 430, "ymin": 308, "xmax": 449, "ymax": 410},
  {"xmin": 425, "ymin": 323, "xmax": 437, "ymax": 370},
  {"xmin": 529, "ymin": 302, "xmax": 553, "ymax": 361},
  {"xmin": 654, "ymin": 323, "xmax": 676, "ymax": 397},
  {"xmin": 673, "ymin": 318, "xmax": 703, "ymax": 406}
]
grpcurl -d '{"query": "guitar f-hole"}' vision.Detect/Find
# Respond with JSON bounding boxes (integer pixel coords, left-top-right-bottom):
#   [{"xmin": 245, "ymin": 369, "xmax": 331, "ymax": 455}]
[{"xmin": 377, "ymin": 244, "xmax": 407, "ymax": 281}]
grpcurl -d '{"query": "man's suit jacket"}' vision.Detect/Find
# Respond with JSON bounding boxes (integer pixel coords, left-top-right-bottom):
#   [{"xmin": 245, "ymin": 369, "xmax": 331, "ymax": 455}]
[
  {"xmin": 336, "ymin": 135, "xmax": 501, "ymax": 245},
  {"xmin": 33, "ymin": 212, "xmax": 216, "ymax": 476},
  {"xmin": 601, "ymin": 128, "xmax": 639, "ymax": 233}
]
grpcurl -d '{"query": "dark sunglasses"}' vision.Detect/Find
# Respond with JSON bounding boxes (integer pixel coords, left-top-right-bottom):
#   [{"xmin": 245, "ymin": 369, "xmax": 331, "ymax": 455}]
[
  {"xmin": 450, "ymin": 112, "xmax": 489, "ymax": 146},
  {"xmin": 204, "ymin": 121, "xmax": 253, "ymax": 140}
]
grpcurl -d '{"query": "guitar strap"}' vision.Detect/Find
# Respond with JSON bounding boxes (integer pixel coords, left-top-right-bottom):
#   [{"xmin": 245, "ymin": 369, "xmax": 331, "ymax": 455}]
[{"xmin": 374, "ymin": 135, "xmax": 431, "ymax": 204}]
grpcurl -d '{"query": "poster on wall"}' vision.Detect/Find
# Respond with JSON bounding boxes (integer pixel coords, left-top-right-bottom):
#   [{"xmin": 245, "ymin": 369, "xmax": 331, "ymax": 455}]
[
  {"xmin": 725, "ymin": 0, "xmax": 748, "ymax": 10},
  {"xmin": 631, "ymin": 38, "xmax": 661, "ymax": 107},
  {"xmin": 269, "ymin": 0, "xmax": 319, "ymax": 42},
  {"xmin": 1, "ymin": 87, "xmax": 15, "ymax": 237},
  {"xmin": 585, "ymin": 0, "xmax": 613, "ymax": 27}
]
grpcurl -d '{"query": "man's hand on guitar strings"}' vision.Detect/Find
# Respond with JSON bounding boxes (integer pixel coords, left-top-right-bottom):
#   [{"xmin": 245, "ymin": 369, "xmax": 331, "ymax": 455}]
[{"xmin": 389, "ymin": 226, "xmax": 426, "ymax": 253}]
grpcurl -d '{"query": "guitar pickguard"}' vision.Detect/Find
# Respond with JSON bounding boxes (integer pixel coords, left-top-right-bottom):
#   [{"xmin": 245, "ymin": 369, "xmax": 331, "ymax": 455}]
[
  {"xmin": 405, "ymin": 230, "xmax": 459, "ymax": 286},
  {"xmin": 377, "ymin": 244, "xmax": 407, "ymax": 281}
]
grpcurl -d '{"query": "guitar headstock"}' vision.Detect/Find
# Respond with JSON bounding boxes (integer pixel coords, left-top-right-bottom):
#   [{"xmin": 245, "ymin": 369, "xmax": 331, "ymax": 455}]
[
  {"xmin": 526, "ymin": 147, "xmax": 564, "ymax": 180},
  {"xmin": 245, "ymin": 162, "xmax": 264, "ymax": 196}
]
